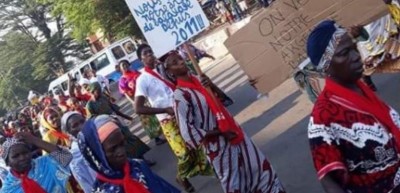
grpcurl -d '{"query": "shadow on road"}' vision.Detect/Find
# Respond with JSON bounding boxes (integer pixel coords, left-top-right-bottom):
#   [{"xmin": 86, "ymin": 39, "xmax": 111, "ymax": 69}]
[
  {"xmin": 259, "ymin": 116, "xmax": 324, "ymax": 193},
  {"xmin": 240, "ymin": 90, "xmax": 302, "ymax": 138}
]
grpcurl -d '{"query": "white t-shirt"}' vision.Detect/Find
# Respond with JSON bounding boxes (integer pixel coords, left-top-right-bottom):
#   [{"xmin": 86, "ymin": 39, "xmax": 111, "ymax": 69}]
[
  {"xmin": 135, "ymin": 70, "xmax": 174, "ymax": 121},
  {"xmin": 89, "ymin": 75, "xmax": 109, "ymax": 90}
]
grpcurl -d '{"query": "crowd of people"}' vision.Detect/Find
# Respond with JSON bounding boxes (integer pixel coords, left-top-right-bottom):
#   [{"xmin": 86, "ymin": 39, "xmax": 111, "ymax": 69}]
[
  {"xmin": 0, "ymin": 40, "xmax": 286, "ymax": 193},
  {"xmin": 2, "ymin": 0, "xmax": 400, "ymax": 193}
]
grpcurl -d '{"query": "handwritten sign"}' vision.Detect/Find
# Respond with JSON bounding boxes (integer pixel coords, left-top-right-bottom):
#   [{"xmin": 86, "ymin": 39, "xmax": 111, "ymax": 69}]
[
  {"xmin": 224, "ymin": 0, "xmax": 388, "ymax": 94},
  {"xmin": 125, "ymin": 0, "xmax": 210, "ymax": 57}
]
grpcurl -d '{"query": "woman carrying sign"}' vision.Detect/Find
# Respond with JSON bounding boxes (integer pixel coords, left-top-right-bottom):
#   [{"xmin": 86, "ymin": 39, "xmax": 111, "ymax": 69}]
[{"xmin": 164, "ymin": 52, "xmax": 286, "ymax": 193}]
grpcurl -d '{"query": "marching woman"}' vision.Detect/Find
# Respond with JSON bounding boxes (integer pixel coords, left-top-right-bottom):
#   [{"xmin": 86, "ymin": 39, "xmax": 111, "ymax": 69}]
[
  {"xmin": 118, "ymin": 60, "xmax": 165, "ymax": 146},
  {"xmin": 306, "ymin": 20, "xmax": 400, "ymax": 193},
  {"xmin": 164, "ymin": 52, "xmax": 286, "ymax": 193}
]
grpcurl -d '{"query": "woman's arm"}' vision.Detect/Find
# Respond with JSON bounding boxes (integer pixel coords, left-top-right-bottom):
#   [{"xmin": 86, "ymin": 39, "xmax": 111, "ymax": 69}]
[
  {"xmin": 320, "ymin": 172, "xmax": 347, "ymax": 193},
  {"xmin": 134, "ymin": 96, "xmax": 174, "ymax": 115},
  {"xmin": 16, "ymin": 132, "xmax": 72, "ymax": 167},
  {"xmin": 110, "ymin": 104, "xmax": 133, "ymax": 121}
]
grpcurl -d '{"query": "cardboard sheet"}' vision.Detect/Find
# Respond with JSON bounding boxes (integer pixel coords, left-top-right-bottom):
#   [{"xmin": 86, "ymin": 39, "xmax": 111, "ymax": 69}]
[{"xmin": 224, "ymin": 0, "xmax": 388, "ymax": 94}]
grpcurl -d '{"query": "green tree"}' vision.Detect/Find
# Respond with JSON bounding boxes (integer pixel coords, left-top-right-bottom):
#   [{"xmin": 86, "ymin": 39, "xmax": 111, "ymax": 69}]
[
  {"xmin": 0, "ymin": 32, "xmax": 49, "ymax": 110},
  {"xmin": 43, "ymin": 0, "xmax": 143, "ymax": 42},
  {"xmin": 0, "ymin": 0, "xmax": 90, "ymax": 79}
]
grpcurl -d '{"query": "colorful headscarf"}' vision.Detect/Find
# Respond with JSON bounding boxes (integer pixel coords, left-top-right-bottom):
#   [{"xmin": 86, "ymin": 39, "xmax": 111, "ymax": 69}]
[
  {"xmin": 78, "ymin": 115, "xmax": 180, "ymax": 193},
  {"xmin": 41, "ymin": 106, "xmax": 62, "ymax": 130},
  {"xmin": 307, "ymin": 20, "xmax": 347, "ymax": 72},
  {"xmin": 41, "ymin": 106, "xmax": 70, "ymax": 147},
  {"xmin": 0, "ymin": 138, "xmax": 25, "ymax": 161},
  {"xmin": 78, "ymin": 115, "xmax": 121, "ymax": 178}
]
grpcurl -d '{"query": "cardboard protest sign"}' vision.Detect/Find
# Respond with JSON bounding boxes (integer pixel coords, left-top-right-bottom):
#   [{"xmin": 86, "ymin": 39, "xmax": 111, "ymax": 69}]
[
  {"xmin": 224, "ymin": 0, "xmax": 388, "ymax": 94},
  {"xmin": 125, "ymin": 0, "xmax": 210, "ymax": 57}
]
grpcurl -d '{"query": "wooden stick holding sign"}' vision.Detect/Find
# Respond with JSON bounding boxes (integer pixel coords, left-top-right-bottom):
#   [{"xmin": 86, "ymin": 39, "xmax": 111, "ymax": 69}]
[
  {"xmin": 182, "ymin": 42, "xmax": 224, "ymax": 105},
  {"xmin": 182, "ymin": 43, "xmax": 203, "ymax": 76}
]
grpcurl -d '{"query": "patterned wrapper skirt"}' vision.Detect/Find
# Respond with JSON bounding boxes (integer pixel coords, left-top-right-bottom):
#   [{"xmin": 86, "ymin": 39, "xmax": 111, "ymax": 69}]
[{"xmin": 160, "ymin": 118, "xmax": 214, "ymax": 178}]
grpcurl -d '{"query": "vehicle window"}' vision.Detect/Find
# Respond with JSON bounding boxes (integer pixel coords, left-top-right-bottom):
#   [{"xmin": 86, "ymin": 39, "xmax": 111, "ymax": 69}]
[
  {"xmin": 61, "ymin": 81, "xmax": 68, "ymax": 91},
  {"xmin": 90, "ymin": 54, "xmax": 110, "ymax": 71},
  {"xmin": 123, "ymin": 41, "xmax": 136, "ymax": 54},
  {"xmin": 80, "ymin": 64, "xmax": 90, "ymax": 75},
  {"xmin": 74, "ymin": 72, "xmax": 80, "ymax": 80},
  {"xmin": 111, "ymin": 46, "xmax": 126, "ymax": 59}
]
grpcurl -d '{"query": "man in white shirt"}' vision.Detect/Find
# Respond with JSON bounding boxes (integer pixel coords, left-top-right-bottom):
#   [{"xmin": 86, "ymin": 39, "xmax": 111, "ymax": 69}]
[
  {"xmin": 134, "ymin": 44, "xmax": 213, "ymax": 193},
  {"xmin": 85, "ymin": 69, "xmax": 110, "ymax": 91}
]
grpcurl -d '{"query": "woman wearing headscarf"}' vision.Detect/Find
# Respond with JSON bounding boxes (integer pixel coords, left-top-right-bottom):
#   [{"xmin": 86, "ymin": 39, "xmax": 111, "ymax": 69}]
[
  {"xmin": 40, "ymin": 106, "xmax": 71, "ymax": 148},
  {"xmin": 118, "ymin": 60, "xmax": 165, "ymax": 146},
  {"xmin": 85, "ymin": 82, "xmax": 152, "ymax": 164},
  {"xmin": 307, "ymin": 20, "xmax": 400, "ymax": 193},
  {"xmin": 61, "ymin": 112, "xmax": 96, "ymax": 193},
  {"xmin": 40, "ymin": 106, "xmax": 84, "ymax": 193},
  {"xmin": 0, "ymin": 132, "xmax": 73, "ymax": 193},
  {"xmin": 78, "ymin": 115, "xmax": 181, "ymax": 193},
  {"xmin": 165, "ymin": 52, "xmax": 286, "ymax": 193}
]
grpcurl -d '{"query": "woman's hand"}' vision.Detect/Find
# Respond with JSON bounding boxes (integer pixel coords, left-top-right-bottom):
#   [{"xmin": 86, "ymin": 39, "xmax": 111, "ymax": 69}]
[
  {"xmin": 200, "ymin": 75, "xmax": 212, "ymax": 87},
  {"xmin": 164, "ymin": 107, "xmax": 175, "ymax": 116},
  {"xmin": 202, "ymin": 130, "xmax": 222, "ymax": 144},
  {"xmin": 348, "ymin": 25, "xmax": 363, "ymax": 38},
  {"xmin": 222, "ymin": 131, "xmax": 237, "ymax": 141},
  {"xmin": 15, "ymin": 132, "xmax": 37, "ymax": 144}
]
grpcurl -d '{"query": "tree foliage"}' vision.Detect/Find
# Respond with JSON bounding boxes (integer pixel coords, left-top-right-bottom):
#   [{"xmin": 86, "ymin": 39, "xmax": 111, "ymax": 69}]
[
  {"xmin": 0, "ymin": 0, "xmax": 91, "ymax": 111},
  {"xmin": 0, "ymin": 32, "xmax": 49, "ymax": 110},
  {"xmin": 43, "ymin": 0, "xmax": 143, "ymax": 42},
  {"xmin": 0, "ymin": 0, "xmax": 90, "ymax": 78}
]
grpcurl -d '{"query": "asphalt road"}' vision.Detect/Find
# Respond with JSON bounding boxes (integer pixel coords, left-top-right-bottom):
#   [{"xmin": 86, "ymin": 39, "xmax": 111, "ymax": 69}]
[{"xmin": 113, "ymin": 54, "xmax": 400, "ymax": 193}]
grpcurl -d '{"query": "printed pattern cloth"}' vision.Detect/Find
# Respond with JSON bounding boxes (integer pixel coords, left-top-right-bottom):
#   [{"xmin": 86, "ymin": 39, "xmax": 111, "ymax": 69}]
[
  {"xmin": 174, "ymin": 88, "xmax": 286, "ymax": 193},
  {"xmin": 309, "ymin": 88, "xmax": 400, "ymax": 193},
  {"xmin": 1, "ymin": 149, "xmax": 72, "ymax": 193}
]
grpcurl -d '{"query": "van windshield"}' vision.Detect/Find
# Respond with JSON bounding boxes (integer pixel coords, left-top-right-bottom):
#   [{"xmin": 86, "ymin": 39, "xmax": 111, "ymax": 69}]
[
  {"xmin": 111, "ymin": 46, "xmax": 126, "ymax": 60},
  {"xmin": 90, "ymin": 54, "xmax": 110, "ymax": 71}
]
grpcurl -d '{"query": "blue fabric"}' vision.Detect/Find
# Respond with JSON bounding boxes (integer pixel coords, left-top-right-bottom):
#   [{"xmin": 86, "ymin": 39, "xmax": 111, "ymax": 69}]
[
  {"xmin": 307, "ymin": 20, "xmax": 337, "ymax": 67},
  {"xmin": 78, "ymin": 118, "xmax": 121, "ymax": 179},
  {"xmin": 92, "ymin": 159, "xmax": 181, "ymax": 193},
  {"xmin": 78, "ymin": 118, "xmax": 180, "ymax": 193},
  {"xmin": 0, "ymin": 155, "xmax": 70, "ymax": 193},
  {"xmin": 70, "ymin": 140, "xmax": 96, "ymax": 193}
]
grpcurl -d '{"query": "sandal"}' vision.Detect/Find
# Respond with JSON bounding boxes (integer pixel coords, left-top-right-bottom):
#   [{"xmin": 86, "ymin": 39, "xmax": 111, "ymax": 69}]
[
  {"xmin": 155, "ymin": 138, "xmax": 167, "ymax": 146},
  {"xmin": 176, "ymin": 177, "xmax": 195, "ymax": 193}
]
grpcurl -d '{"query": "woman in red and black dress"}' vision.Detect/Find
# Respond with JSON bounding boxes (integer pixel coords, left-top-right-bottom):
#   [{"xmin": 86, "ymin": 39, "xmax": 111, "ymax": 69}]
[{"xmin": 307, "ymin": 20, "xmax": 400, "ymax": 193}]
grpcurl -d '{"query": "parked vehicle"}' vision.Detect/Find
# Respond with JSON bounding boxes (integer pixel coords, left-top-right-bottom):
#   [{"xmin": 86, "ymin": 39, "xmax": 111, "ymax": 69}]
[{"xmin": 48, "ymin": 37, "xmax": 144, "ymax": 96}]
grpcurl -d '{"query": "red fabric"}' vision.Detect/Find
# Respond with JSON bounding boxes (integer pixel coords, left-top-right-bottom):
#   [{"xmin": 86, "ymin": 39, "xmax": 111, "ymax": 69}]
[
  {"xmin": 121, "ymin": 70, "xmax": 141, "ymax": 96},
  {"xmin": 49, "ymin": 130, "xmax": 70, "ymax": 142},
  {"xmin": 12, "ymin": 170, "xmax": 46, "ymax": 193},
  {"xmin": 4, "ymin": 129, "xmax": 15, "ymax": 137},
  {"xmin": 96, "ymin": 162, "xmax": 150, "ymax": 193},
  {"xmin": 43, "ymin": 97, "xmax": 53, "ymax": 106},
  {"xmin": 325, "ymin": 78, "xmax": 400, "ymax": 150},
  {"xmin": 144, "ymin": 67, "xmax": 176, "ymax": 90},
  {"xmin": 76, "ymin": 93, "xmax": 91, "ymax": 102},
  {"xmin": 177, "ymin": 75, "xmax": 244, "ymax": 144}
]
